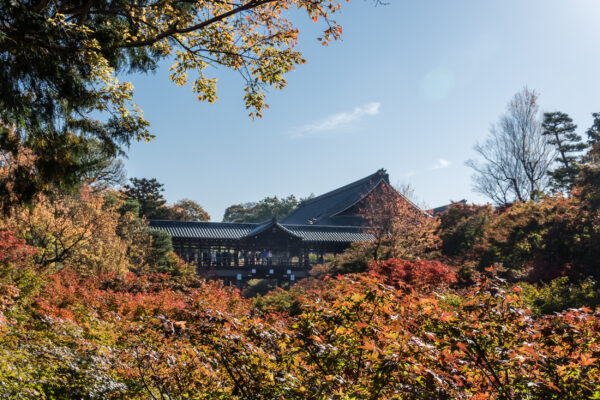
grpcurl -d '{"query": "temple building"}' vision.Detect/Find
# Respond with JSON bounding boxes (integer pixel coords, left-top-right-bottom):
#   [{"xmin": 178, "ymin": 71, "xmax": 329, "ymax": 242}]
[{"xmin": 150, "ymin": 169, "xmax": 422, "ymax": 284}]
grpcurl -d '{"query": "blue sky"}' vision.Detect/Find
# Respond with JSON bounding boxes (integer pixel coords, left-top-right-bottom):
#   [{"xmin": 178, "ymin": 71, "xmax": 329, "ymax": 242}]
[{"xmin": 123, "ymin": 0, "xmax": 600, "ymax": 221}]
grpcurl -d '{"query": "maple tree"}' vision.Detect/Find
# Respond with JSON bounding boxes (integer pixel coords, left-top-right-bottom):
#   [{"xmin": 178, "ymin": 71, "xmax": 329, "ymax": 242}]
[
  {"xmin": 0, "ymin": 0, "xmax": 354, "ymax": 206},
  {"xmin": 479, "ymin": 195, "xmax": 600, "ymax": 282},
  {"xmin": 170, "ymin": 198, "xmax": 211, "ymax": 221},
  {"xmin": 0, "ymin": 186, "xmax": 132, "ymax": 276},
  {"xmin": 0, "ymin": 230, "xmax": 36, "ymax": 267},
  {"xmin": 0, "ymin": 183, "xmax": 190, "ymax": 283},
  {"xmin": 521, "ymin": 276, "xmax": 600, "ymax": 316},
  {"xmin": 0, "ymin": 254, "xmax": 599, "ymax": 399},
  {"xmin": 369, "ymin": 258, "xmax": 457, "ymax": 290},
  {"xmin": 361, "ymin": 183, "xmax": 440, "ymax": 261},
  {"xmin": 436, "ymin": 202, "xmax": 493, "ymax": 263},
  {"xmin": 0, "ymin": 146, "xmax": 598, "ymax": 399}
]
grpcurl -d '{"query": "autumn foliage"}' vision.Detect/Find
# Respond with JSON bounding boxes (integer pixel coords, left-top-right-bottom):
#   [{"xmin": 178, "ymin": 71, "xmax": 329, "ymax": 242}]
[
  {"xmin": 1, "ymin": 268, "xmax": 599, "ymax": 399},
  {"xmin": 3, "ymin": 3, "xmax": 600, "ymax": 397},
  {"xmin": 435, "ymin": 195, "xmax": 600, "ymax": 284},
  {"xmin": 0, "ymin": 230, "xmax": 35, "ymax": 266},
  {"xmin": 0, "ymin": 165, "xmax": 599, "ymax": 398},
  {"xmin": 0, "ymin": 184, "xmax": 598, "ymax": 398},
  {"xmin": 369, "ymin": 258, "xmax": 457, "ymax": 289},
  {"xmin": 361, "ymin": 183, "xmax": 440, "ymax": 261}
]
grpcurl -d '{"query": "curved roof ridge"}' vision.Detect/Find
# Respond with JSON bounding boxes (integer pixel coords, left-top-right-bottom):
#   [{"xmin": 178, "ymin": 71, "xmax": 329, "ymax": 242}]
[
  {"xmin": 282, "ymin": 169, "xmax": 396, "ymax": 226},
  {"xmin": 150, "ymin": 219, "xmax": 260, "ymax": 227},
  {"xmin": 243, "ymin": 218, "xmax": 303, "ymax": 239},
  {"xmin": 331, "ymin": 178, "xmax": 394, "ymax": 217},
  {"xmin": 281, "ymin": 223, "xmax": 365, "ymax": 230},
  {"xmin": 299, "ymin": 168, "xmax": 388, "ymax": 207}
]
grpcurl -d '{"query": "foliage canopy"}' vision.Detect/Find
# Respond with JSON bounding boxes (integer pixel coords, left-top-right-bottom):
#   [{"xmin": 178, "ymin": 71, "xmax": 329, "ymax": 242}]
[
  {"xmin": 123, "ymin": 177, "xmax": 210, "ymax": 220},
  {"xmin": 223, "ymin": 194, "xmax": 302, "ymax": 223},
  {"xmin": 0, "ymin": 0, "xmax": 348, "ymax": 206}
]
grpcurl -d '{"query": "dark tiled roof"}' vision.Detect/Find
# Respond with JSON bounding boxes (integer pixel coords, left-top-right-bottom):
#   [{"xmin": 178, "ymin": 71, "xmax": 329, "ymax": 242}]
[
  {"xmin": 284, "ymin": 224, "xmax": 373, "ymax": 243},
  {"xmin": 149, "ymin": 168, "xmax": 433, "ymax": 244},
  {"xmin": 245, "ymin": 218, "xmax": 302, "ymax": 239},
  {"xmin": 313, "ymin": 215, "xmax": 367, "ymax": 227},
  {"xmin": 282, "ymin": 169, "xmax": 390, "ymax": 226},
  {"xmin": 149, "ymin": 220, "xmax": 255, "ymax": 240},
  {"xmin": 149, "ymin": 220, "xmax": 372, "ymax": 243}
]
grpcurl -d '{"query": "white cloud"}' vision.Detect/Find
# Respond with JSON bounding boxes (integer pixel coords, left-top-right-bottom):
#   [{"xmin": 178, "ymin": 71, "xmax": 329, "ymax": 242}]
[
  {"xmin": 431, "ymin": 158, "xmax": 452, "ymax": 170},
  {"xmin": 292, "ymin": 102, "xmax": 380, "ymax": 138}
]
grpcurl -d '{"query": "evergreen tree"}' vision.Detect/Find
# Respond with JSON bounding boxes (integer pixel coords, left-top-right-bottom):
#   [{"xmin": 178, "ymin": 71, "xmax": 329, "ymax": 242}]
[
  {"xmin": 586, "ymin": 113, "xmax": 600, "ymax": 149},
  {"xmin": 122, "ymin": 178, "xmax": 170, "ymax": 219},
  {"xmin": 223, "ymin": 195, "xmax": 302, "ymax": 223},
  {"xmin": 576, "ymin": 145, "xmax": 600, "ymax": 210},
  {"xmin": 542, "ymin": 111, "xmax": 586, "ymax": 192},
  {"xmin": 147, "ymin": 229, "xmax": 176, "ymax": 273},
  {"xmin": 577, "ymin": 113, "xmax": 600, "ymax": 209}
]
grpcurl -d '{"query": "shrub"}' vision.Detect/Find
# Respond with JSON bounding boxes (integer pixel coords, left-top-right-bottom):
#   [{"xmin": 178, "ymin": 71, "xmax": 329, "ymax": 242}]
[
  {"xmin": 244, "ymin": 278, "xmax": 279, "ymax": 298},
  {"xmin": 309, "ymin": 242, "xmax": 373, "ymax": 278},
  {"xmin": 480, "ymin": 195, "xmax": 600, "ymax": 282},
  {"xmin": 2, "ymin": 267, "xmax": 600, "ymax": 399},
  {"xmin": 369, "ymin": 258, "xmax": 457, "ymax": 289},
  {"xmin": 436, "ymin": 202, "xmax": 493, "ymax": 261},
  {"xmin": 521, "ymin": 276, "xmax": 600, "ymax": 315},
  {"xmin": 251, "ymin": 286, "xmax": 303, "ymax": 315}
]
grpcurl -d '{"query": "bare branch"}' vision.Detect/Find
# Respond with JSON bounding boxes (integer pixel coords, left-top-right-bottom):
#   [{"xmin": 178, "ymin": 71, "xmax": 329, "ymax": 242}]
[{"xmin": 467, "ymin": 88, "xmax": 554, "ymax": 205}]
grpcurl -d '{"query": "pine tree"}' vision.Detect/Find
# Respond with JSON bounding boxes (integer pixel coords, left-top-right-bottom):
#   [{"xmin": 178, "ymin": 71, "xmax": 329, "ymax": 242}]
[
  {"xmin": 542, "ymin": 112, "xmax": 587, "ymax": 192},
  {"xmin": 577, "ymin": 113, "xmax": 600, "ymax": 208},
  {"xmin": 586, "ymin": 113, "xmax": 600, "ymax": 158},
  {"xmin": 122, "ymin": 178, "xmax": 170, "ymax": 220}
]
